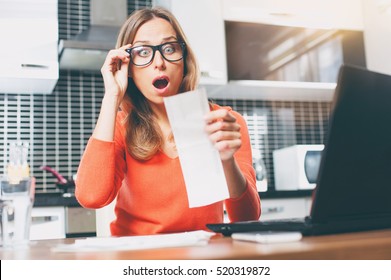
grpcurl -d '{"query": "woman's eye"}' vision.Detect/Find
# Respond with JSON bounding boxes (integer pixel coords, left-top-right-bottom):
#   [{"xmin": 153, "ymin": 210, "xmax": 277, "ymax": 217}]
[
  {"xmin": 136, "ymin": 47, "xmax": 151, "ymax": 57},
  {"xmin": 163, "ymin": 45, "xmax": 175, "ymax": 54}
]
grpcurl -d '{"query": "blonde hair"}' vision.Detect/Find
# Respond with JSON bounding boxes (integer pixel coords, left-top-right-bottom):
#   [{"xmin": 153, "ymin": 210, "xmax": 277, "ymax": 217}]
[{"xmin": 116, "ymin": 7, "xmax": 200, "ymax": 161}]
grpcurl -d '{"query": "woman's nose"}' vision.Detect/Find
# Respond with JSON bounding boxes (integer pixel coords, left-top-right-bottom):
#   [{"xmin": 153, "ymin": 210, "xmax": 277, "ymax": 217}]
[{"xmin": 153, "ymin": 50, "xmax": 166, "ymax": 69}]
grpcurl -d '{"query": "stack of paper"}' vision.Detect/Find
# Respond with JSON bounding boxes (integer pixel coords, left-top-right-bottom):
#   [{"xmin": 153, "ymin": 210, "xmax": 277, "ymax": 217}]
[{"xmin": 52, "ymin": 230, "xmax": 215, "ymax": 252}]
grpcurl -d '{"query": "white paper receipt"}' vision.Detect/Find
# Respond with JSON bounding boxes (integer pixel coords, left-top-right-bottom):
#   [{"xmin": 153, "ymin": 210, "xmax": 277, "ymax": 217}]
[{"xmin": 163, "ymin": 88, "xmax": 229, "ymax": 207}]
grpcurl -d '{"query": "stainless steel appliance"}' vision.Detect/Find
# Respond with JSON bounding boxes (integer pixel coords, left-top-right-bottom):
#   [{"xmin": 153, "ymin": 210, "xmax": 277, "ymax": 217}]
[{"xmin": 65, "ymin": 207, "xmax": 96, "ymax": 238}]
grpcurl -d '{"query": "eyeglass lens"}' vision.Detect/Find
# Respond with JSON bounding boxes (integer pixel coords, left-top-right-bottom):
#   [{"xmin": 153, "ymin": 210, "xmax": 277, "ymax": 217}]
[{"xmin": 128, "ymin": 42, "xmax": 184, "ymax": 66}]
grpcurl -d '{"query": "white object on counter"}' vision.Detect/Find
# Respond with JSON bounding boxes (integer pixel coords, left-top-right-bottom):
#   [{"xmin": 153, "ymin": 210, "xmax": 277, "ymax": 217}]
[
  {"xmin": 52, "ymin": 230, "xmax": 215, "ymax": 252},
  {"xmin": 273, "ymin": 145, "xmax": 324, "ymax": 191},
  {"xmin": 232, "ymin": 231, "xmax": 302, "ymax": 244}
]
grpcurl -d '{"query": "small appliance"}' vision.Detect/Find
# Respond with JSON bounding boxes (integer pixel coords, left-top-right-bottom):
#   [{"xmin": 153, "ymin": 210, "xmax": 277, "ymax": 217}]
[{"xmin": 273, "ymin": 145, "xmax": 324, "ymax": 190}]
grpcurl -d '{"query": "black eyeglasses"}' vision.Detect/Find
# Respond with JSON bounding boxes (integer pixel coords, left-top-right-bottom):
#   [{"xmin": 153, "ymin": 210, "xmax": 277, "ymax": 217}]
[{"xmin": 125, "ymin": 41, "xmax": 186, "ymax": 66}]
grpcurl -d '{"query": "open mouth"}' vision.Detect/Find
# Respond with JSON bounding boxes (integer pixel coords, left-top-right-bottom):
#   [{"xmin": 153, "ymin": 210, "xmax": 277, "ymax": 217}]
[{"xmin": 153, "ymin": 77, "xmax": 169, "ymax": 89}]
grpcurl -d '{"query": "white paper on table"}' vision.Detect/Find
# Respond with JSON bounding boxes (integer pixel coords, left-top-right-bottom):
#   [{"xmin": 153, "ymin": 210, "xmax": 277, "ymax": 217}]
[
  {"xmin": 163, "ymin": 88, "xmax": 229, "ymax": 208},
  {"xmin": 51, "ymin": 230, "xmax": 215, "ymax": 252}
]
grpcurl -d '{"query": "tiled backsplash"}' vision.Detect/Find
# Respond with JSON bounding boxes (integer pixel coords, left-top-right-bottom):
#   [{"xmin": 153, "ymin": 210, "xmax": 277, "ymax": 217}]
[
  {"xmin": 215, "ymin": 99, "xmax": 330, "ymax": 189},
  {"xmin": 0, "ymin": 72, "xmax": 104, "ymax": 191},
  {"xmin": 0, "ymin": 0, "xmax": 331, "ymax": 191}
]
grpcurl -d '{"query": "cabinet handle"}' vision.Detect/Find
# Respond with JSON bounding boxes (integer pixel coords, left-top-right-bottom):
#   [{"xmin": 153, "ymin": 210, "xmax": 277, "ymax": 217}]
[
  {"xmin": 21, "ymin": 64, "xmax": 49, "ymax": 69},
  {"xmin": 200, "ymin": 70, "xmax": 224, "ymax": 79},
  {"xmin": 31, "ymin": 215, "xmax": 59, "ymax": 224},
  {"xmin": 263, "ymin": 206, "xmax": 284, "ymax": 214}
]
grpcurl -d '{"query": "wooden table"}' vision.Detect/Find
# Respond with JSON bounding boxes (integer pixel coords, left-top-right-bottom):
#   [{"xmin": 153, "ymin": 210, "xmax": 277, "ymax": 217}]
[{"xmin": 2, "ymin": 229, "xmax": 391, "ymax": 260}]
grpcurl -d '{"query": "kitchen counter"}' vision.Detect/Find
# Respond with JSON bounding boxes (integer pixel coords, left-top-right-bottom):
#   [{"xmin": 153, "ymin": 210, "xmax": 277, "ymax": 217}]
[
  {"xmin": 3, "ymin": 229, "xmax": 391, "ymax": 260},
  {"xmin": 33, "ymin": 191, "xmax": 79, "ymax": 207},
  {"xmin": 260, "ymin": 189, "xmax": 313, "ymax": 199},
  {"xmin": 33, "ymin": 189, "xmax": 312, "ymax": 208}
]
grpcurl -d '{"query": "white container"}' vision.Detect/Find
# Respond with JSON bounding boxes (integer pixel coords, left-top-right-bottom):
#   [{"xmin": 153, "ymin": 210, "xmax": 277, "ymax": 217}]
[
  {"xmin": 253, "ymin": 157, "xmax": 268, "ymax": 192},
  {"xmin": 273, "ymin": 145, "xmax": 324, "ymax": 191},
  {"xmin": 0, "ymin": 177, "xmax": 35, "ymax": 247}
]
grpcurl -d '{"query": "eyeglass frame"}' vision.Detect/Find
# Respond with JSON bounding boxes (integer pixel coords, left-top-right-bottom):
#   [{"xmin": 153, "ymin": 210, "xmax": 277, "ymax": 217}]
[{"xmin": 125, "ymin": 41, "xmax": 186, "ymax": 67}]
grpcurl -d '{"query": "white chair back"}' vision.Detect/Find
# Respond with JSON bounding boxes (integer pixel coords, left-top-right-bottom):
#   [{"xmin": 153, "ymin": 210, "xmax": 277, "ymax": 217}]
[{"xmin": 95, "ymin": 197, "xmax": 116, "ymax": 237}]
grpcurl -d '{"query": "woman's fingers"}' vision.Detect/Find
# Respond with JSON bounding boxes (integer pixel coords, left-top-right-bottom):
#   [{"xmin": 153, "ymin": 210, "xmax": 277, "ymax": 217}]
[
  {"xmin": 102, "ymin": 47, "xmax": 131, "ymax": 73},
  {"xmin": 101, "ymin": 44, "xmax": 132, "ymax": 98},
  {"xmin": 208, "ymin": 130, "xmax": 241, "ymax": 143},
  {"xmin": 204, "ymin": 109, "xmax": 242, "ymax": 160},
  {"xmin": 214, "ymin": 139, "xmax": 242, "ymax": 151},
  {"xmin": 205, "ymin": 120, "xmax": 240, "ymax": 134},
  {"xmin": 204, "ymin": 109, "xmax": 236, "ymax": 124},
  {"xmin": 205, "ymin": 109, "xmax": 241, "ymax": 135}
]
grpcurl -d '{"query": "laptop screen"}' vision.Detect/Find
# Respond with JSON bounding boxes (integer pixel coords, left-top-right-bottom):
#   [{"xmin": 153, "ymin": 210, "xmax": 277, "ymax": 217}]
[{"xmin": 311, "ymin": 65, "xmax": 391, "ymax": 223}]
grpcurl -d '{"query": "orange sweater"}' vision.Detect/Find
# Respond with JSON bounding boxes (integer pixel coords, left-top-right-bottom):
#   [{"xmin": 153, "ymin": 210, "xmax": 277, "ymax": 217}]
[{"xmin": 76, "ymin": 104, "xmax": 261, "ymax": 236}]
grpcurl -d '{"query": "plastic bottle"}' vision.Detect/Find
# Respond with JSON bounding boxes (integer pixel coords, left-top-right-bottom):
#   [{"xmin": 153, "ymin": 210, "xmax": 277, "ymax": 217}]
[{"xmin": 7, "ymin": 141, "xmax": 30, "ymax": 184}]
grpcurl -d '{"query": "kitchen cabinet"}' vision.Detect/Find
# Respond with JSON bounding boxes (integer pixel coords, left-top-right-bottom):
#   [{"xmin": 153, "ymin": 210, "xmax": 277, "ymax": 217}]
[
  {"xmin": 222, "ymin": 0, "xmax": 363, "ymax": 30},
  {"xmin": 30, "ymin": 205, "xmax": 96, "ymax": 240},
  {"xmin": 362, "ymin": 0, "xmax": 391, "ymax": 76},
  {"xmin": 65, "ymin": 207, "xmax": 96, "ymax": 237},
  {"xmin": 222, "ymin": 195, "xmax": 312, "ymax": 223},
  {"xmin": 30, "ymin": 207, "xmax": 66, "ymax": 240},
  {"xmin": 154, "ymin": 0, "xmax": 227, "ymax": 85},
  {"xmin": 260, "ymin": 197, "xmax": 311, "ymax": 221},
  {"xmin": 207, "ymin": 0, "xmax": 365, "ymax": 102},
  {"xmin": 0, "ymin": 0, "xmax": 59, "ymax": 94}
]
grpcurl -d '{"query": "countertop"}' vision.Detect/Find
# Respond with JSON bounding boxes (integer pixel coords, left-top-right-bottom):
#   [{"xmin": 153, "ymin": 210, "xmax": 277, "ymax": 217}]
[
  {"xmin": 3, "ymin": 229, "xmax": 391, "ymax": 260},
  {"xmin": 33, "ymin": 189, "xmax": 313, "ymax": 207},
  {"xmin": 33, "ymin": 191, "xmax": 79, "ymax": 207},
  {"xmin": 260, "ymin": 189, "xmax": 313, "ymax": 199}
]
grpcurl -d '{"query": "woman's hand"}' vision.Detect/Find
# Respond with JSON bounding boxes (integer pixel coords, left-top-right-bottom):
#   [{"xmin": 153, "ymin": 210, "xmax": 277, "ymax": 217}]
[
  {"xmin": 100, "ymin": 44, "xmax": 132, "ymax": 103},
  {"xmin": 204, "ymin": 109, "xmax": 242, "ymax": 161}
]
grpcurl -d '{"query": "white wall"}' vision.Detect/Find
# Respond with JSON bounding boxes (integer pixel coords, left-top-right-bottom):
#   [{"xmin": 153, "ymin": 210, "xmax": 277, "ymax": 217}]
[{"xmin": 362, "ymin": 0, "xmax": 391, "ymax": 75}]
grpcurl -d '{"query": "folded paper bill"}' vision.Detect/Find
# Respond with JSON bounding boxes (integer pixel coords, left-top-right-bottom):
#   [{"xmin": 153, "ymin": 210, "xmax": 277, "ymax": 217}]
[
  {"xmin": 52, "ymin": 230, "xmax": 215, "ymax": 252},
  {"xmin": 163, "ymin": 88, "xmax": 229, "ymax": 207}
]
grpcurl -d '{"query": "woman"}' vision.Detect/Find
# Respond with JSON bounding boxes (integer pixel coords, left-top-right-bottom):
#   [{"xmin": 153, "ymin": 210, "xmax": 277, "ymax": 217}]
[{"xmin": 75, "ymin": 7, "xmax": 261, "ymax": 236}]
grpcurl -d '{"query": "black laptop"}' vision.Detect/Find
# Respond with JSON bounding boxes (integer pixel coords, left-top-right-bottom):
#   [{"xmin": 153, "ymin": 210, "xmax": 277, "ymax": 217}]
[{"xmin": 207, "ymin": 64, "xmax": 391, "ymax": 236}]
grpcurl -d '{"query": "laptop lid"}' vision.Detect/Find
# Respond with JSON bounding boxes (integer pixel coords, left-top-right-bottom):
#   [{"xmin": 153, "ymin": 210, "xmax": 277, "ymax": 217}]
[{"xmin": 310, "ymin": 64, "xmax": 391, "ymax": 224}]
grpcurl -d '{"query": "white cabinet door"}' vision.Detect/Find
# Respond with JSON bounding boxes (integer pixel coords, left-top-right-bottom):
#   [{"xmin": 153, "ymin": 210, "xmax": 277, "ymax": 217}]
[
  {"xmin": 362, "ymin": 0, "xmax": 391, "ymax": 76},
  {"xmin": 30, "ymin": 207, "xmax": 66, "ymax": 240},
  {"xmin": 0, "ymin": 0, "xmax": 59, "ymax": 94},
  {"xmin": 260, "ymin": 197, "xmax": 309, "ymax": 221},
  {"xmin": 155, "ymin": 0, "xmax": 227, "ymax": 85},
  {"xmin": 304, "ymin": 197, "xmax": 313, "ymax": 215},
  {"xmin": 223, "ymin": 0, "xmax": 363, "ymax": 30}
]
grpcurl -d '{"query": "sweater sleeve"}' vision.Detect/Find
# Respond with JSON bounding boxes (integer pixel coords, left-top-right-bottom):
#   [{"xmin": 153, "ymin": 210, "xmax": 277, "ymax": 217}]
[
  {"xmin": 75, "ymin": 113, "xmax": 127, "ymax": 209},
  {"xmin": 223, "ymin": 109, "xmax": 261, "ymax": 222}
]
